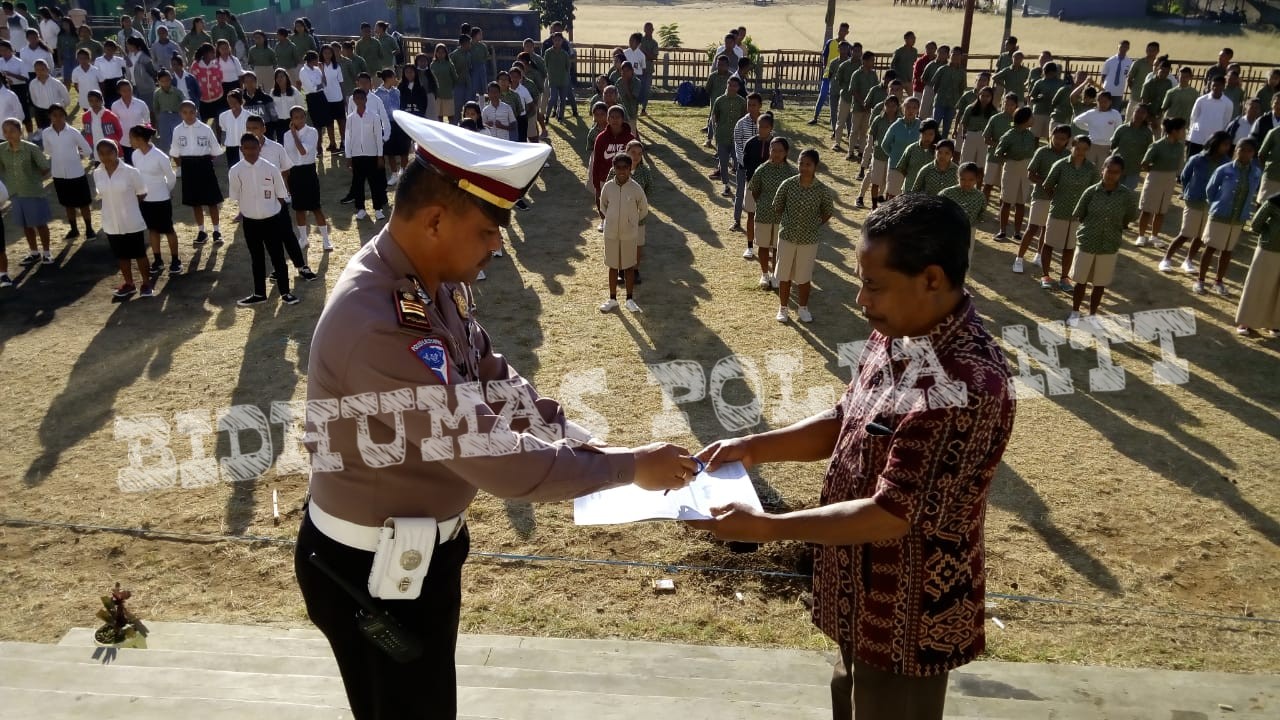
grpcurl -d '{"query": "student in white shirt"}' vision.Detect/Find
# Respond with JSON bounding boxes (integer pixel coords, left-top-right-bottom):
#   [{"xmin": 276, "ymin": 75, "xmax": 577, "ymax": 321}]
[
  {"xmin": 0, "ymin": 39, "xmax": 32, "ymax": 132},
  {"xmin": 95, "ymin": 40, "xmax": 127, "ymax": 107},
  {"xmin": 70, "ymin": 49, "xmax": 101, "ymax": 101},
  {"xmin": 0, "ymin": 74, "xmax": 26, "ymax": 123},
  {"xmin": 92, "ymin": 139, "xmax": 153, "ymax": 298},
  {"xmin": 217, "ymin": 88, "xmax": 249, "ymax": 167},
  {"xmin": 246, "ymin": 113, "xmax": 316, "ymax": 282},
  {"xmin": 480, "ymin": 81, "xmax": 515, "ymax": 140},
  {"xmin": 319, "ymin": 45, "xmax": 346, "ymax": 152},
  {"xmin": 1188, "ymin": 75, "xmax": 1235, "ymax": 154},
  {"xmin": 298, "ymin": 50, "xmax": 336, "ymax": 153},
  {"xmin": 344, "ymin": 72, "xmax": 389, "ymax": 202},
  {"xmin": 269, "ymin": 68, "xmax": 300, "ymax": 144},
  {"xmin": 169, "ymin": 100, "xmax": 225, "ymax": 244},
  {"xmin": 227, "ymin": 132, "xmax": 297, "ymax": 307},
  {"xmin": 26, "ymin": 58, "xmax": 67, "ymax": 130},
  {"xmin": 1099, "ymin": 41, "xmax": 1133, "ymax": 99},
  {"xmin": 623, "ymin": 32, "xmax": 646, "ymax": 81},
  {"xmin": 110, "ymin": 79, "xmax": 149, "ymax": 163},
  {"xmin": 41, "ymin": 103, "xmax": 94, "ymax": 239},
  {"xmin": 282, "ymin": 105, "xmax": 331, "ymax": 251},
  {"xmin": 344, "ymin": 88, "xmax": 390, "ymax": 221},
  {"xmin": 1073, "ymin": 91, "xmax": 1124, "ymax": 169},
  {"xmin": 128, "ymin": 124, "xmax": 182, "ymax": 276}
]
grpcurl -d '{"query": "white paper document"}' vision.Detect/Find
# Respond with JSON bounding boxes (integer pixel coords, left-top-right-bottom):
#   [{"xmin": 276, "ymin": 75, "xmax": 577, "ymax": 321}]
[{"xmin": 573, "ymin": 461, "xmax": 763, "ymax": 525}]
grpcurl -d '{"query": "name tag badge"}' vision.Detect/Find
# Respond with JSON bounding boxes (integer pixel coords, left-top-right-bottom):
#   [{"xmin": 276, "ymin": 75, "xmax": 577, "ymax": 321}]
[
  {"xmin": 263, "ymin": 189, "xmax": 273, "ymax": 200},
  {"xmin": 409, "ymin": 338, "xmax": 450, "ymax": 384}
]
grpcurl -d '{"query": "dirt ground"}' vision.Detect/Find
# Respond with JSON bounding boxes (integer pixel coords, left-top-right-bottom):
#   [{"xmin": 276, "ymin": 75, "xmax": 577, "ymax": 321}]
[{"xmin": 2, "ymin": 1, "xmax": 1279, "ymax": 675}]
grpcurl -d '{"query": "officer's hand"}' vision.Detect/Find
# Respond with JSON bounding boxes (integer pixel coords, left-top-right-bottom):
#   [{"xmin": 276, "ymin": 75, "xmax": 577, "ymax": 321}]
[
  {"xmin": 632, "ymin": 442, "xmax": 698, "ymax": 492},
  {"xmin": 695, "ymin": 436, "xmax": 756, "ymax": 473}
]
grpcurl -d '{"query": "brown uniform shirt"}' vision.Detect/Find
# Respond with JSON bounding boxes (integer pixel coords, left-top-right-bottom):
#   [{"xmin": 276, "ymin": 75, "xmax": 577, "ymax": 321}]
[{"xmin": 306, "ymin": 227, "xmax": 634, "ymax": 527}]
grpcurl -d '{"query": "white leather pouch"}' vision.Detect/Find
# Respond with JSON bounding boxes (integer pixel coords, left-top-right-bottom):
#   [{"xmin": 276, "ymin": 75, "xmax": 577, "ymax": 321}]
[{"xmin": 368, "ymin": 517, "xmax": 438, "ymax": 600}]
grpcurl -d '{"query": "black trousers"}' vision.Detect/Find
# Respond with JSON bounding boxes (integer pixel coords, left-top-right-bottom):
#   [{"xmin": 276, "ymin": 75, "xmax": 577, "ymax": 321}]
[
  {"xmin": 276, "ymin": 204, "xmax": 305, "ymax": 267},
  {"xmin": 294, "ymin": 511, "xmax": 469, "ymax": 720},
  {"xmin": 831, "ymin": 647, "xmax": 950, "ymax": 720},
  {"xmin": 243, "ymin": 216, "xmax": 289, "ymax": 295},
  {"xmin": 351, "ymin": 155, "xmax": 387, "ymax": 210},
  {"xmin": 226, "ymin": 146, "xmax": 241, "ymax": 170}
]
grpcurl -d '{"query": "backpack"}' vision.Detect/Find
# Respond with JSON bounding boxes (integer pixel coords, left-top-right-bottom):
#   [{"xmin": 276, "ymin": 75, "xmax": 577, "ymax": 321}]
[{"xmin": 675, "ymin": 81, "xmax": 695, "ymax": 107}]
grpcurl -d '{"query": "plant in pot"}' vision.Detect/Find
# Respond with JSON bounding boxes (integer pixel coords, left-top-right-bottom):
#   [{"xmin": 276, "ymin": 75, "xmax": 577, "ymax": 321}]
[{"xmin": 94, "ymin": 582, "xmax": 148, "ymax": 649}]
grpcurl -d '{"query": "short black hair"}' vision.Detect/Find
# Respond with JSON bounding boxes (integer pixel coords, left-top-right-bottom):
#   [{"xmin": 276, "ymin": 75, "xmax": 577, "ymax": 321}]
[
  {"xmin": 958, "ymin": 162, "xmax": 981, "ymax": 178},
  {"xmin": 863, "ymin": 194, "xmax": 969, "ymax": 287},
  {"xmin": 239, "ymin": 132, "xmax": 260, "ymax": 146},
  {"xmin": 1163, "ymin": 116, "xmax": 1187, "ymax": 133},
  {"xmin": 612, "ymin": 154, "xmax": 633, "ymax": 168},
  {"xmin": 1013, "ymin": 107, "xmax": 1033, "ymax": 124}
]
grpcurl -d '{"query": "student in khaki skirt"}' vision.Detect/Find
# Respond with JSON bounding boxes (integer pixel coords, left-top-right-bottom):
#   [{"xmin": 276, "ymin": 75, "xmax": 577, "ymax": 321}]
[
  {"xmin": 994, "ymin": 106, "xmax": 1039, "ymax": 241},
  {"xmin": 1195, "ymin": 138, "xmax": 1262, "ymax": 297},
  {"xmin": 1258, "ymin": 124, "xmax": 1280, "ymax": 204},
  {"xmin": 1160, "ymin": 131, "xmax": 1232, "ymax": 274},
  {"xmin": 1040, "ymin": 135, "xmax": 1096, "ymax": 291},
  {"xmin": 957, "ymin": 85, "xmax": 997, "ymax": 175},
  {"xmin": 857, "ymin": 95, "xmax": 899, "ymax": 210},
  {"xmin": 1067, "ymin": 155, "xmax": 1139, "ymax": 326},
  {"xmin": 749, "ymin": 135, "xmax": 797, "ymax": 290},
  {"xmin": 599, "ymin": 154, "xmax": 648, "ymax": 313},
  {"xmin": 772, "ymin": 148, "xmax": 834, "ymax": 323},
  {"xmin": 1014, "ymin": 123, "xmax": 1070, "ymax": 273},
  {"xmin": 1135, "ymin": 117, "xmax": 1187, "ymax": 248},
  {"xmin": 982, "ymin": 92, "xmax": 1018, "ymax": 203},
  {"xmin": 1235, "ymin": 193, "xmax": 1280, "ymax": 336}
]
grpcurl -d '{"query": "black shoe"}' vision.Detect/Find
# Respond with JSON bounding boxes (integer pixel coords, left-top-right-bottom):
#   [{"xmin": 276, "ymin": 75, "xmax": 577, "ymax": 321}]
[
  {"xmin": 730, "ymin": 223, "xmax": 743, "ymax": 232},
  {"xmin": 19, "ymin": 253, "xmax": 39, "ymax": 267},
  {"xmin": 856, "ymin": 171, "xmax": 865, "ymax": 181},
  {"xmin": 150, "ymin": 257, "xmax": 164, "ymax": 274},
  {"xmin": 1014, "ymin": 232, "xmax": 1024, "ymax": 241},
  {"xmin": 994, "ymin": 232, "xmax": 1008, "ymax": 241},
  {"xmin": 299, "ymin": 266, "xmax": 318, "ymax": 281},
  {"xmin": 169, "ymin": 258, "xmax": 183, "ymax": 275},
  {"xmin": 515, "ymin": 199, "xmax": 530, "ymax": 211},
  {"xmin": 194, "ymin": 230, "xmax": 208, "ymax": 245},
  {"xmin": 236, "ymin": 294, "xmax": 268, "ymax": 307},
  {"xmin": 634, "ymin": 269, "xmax": 642, "ymax": 285},
  {"xmin": 339, "ymin": 195, "xmax": 355, "ymax": 205},
  {"xmin": 85, "ymin": 228, "xmax": 96, "ymax": 239},
  {"xmin": 806, "ymin": 118, "xmax": 818, "ymax": 125},
  {"xmin": 65, "ymin": 228, "xmax": 80, "ymax": 240},
  {"xmin": 212, "ymin": 230, "xmax": 223, "ymax": 245},
  {"xmin": 281, "ymin": 293, "xmax": 300, "ymax": 305},
  {"xmin": 855, "ymin": 197, "xmax": 866, "ymax": 208}
]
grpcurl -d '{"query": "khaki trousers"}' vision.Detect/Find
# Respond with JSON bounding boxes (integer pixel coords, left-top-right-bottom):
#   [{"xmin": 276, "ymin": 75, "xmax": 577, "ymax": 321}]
[{"xmin": 831, "ymin": 648, "xmax": 950, "ymax": 720}]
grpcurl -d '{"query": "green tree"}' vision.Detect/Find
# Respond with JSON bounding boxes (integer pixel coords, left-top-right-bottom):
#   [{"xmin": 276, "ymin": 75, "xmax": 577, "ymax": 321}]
[{"xmin": 530, "ymin": 0, "xmax": 575, "ymax": 30}]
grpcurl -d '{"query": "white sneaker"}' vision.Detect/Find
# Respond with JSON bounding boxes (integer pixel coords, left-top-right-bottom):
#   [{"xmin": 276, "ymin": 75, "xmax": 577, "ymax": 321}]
[
  {"xmin": 492, "ymin": 249, "xmax": 504, "ymax": 258},
  {"xmin": 1181, "ymin": 258, "xmax": 1197, "ymax": 273},
  {"xmin": 388, "ymin": 170, "xmax": 401, "ymax": 186},
  {"xmin": 1012, "ymin": 257, "xmax": 1024, "ymax": 273},
  {"xmin": 758, "ymin": 274, "xmax": 771, "ymax": 289},
  {"xmin": 355, "ymin": 209, "xmax": 369, "ymax": 220},
  {"xmin": 596, "ymin": 222, "xmax": 604, "ymax": 232},
  {"xmin": 797, "ymin": 306, "xmax": 814, "ymax": 323},
  {"xmin": 1150, "ymin": 237, "xmax": 1166, "ymax": 249},
  {"xmin": 770, "ymin": 274, "xmax": 779, "ymax": 289},
  {"xmin": 1066, "ymin": 311, "xmax": 1081, "ymax": 327},
  {"xmin": 775, "ymin": 307, "xmax": 790, "ymax": 322},
  {"xmin": 1030, "ymin": 252, "xmax": 1041, "ymax": 265},
  {"xmin": 743, "ymin": 246, "xmax": 755, "ymax": 260},
  {"xmin": 476, "ymin": 270, "xmax": 487, "ymax": 281},
  {"xmin": 374, "ymin": 209, "xmax": 386, "ymax": 221},
  {"xmin": 624, "ymin": 298, "xmax": 642, "ymax": 313},
  {"xmin": 1157, "ymin": 258, "xmax": 1174, "ymax": 273},
  {"xmin": 1214, "ymin": 282, "xmax": 1229, "ymax": 297},
  {"xmin": 41, "ymin": 253, "xmax": 54, "ymax": 265},
  {"xmin": 599, "ymin": 298, "xmax": 619, "ymax": 312},
  {"xmin": 1134, "ymin": 235, "xmax": 1149, "ymax": 247},
  {"xmin": 322, "ymin": 238, "xmax": 334, "ymax": 252},
  {"xmin": 1192, "ymin": 281, "xmax": 1206, "ymax": 294}
]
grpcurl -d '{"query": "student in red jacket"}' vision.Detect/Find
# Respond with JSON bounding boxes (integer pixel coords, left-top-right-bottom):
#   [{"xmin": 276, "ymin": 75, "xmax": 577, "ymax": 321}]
[
  {"xmin": 590, "ymin": 105, "xmax": 635, "ymax": 230},
  {"xmin": 81, "ymin": 90, "xmax": 123, "ymax": 160}
]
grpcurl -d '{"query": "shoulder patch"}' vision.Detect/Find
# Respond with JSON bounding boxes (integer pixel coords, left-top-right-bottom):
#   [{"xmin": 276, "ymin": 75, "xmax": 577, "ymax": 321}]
[
  {"xmin": 394, "ymin": 290, "xmax": 432, "ymax": 333},
  {"xmin": 409, "ymin": 337, "xmax": 450, "ymax": 384}
]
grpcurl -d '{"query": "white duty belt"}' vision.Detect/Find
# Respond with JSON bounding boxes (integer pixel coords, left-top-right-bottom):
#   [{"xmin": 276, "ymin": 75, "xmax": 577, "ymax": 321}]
[{"xmin": 308, "ymin": 500, "xmax": 466, "ymax": 553}]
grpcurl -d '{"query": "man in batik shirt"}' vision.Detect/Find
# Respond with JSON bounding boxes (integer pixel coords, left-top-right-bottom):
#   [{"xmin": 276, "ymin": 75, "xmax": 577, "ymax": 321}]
[{"xmin": 689, "ymin": 193, "xmax": 1016, "ymax": 720}]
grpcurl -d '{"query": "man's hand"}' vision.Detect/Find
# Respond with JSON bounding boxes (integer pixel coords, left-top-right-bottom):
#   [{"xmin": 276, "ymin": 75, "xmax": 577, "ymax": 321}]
[
  {"xmin": 685, "ymin": 502, "xmax": 773, "ymax": 542},
  {"xmin": 694, "ymin": 436, "xmax": 756, "ymax": 472},
  {"xmin": 632, "ymin": 442, "xmax": 698, "ymax": 492}
]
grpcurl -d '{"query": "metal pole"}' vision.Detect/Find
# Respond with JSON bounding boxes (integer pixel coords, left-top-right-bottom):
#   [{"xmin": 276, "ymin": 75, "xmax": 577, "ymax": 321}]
[{"xmin": 961, "ymin": 0, "xmax": 976, "ymax": 56}]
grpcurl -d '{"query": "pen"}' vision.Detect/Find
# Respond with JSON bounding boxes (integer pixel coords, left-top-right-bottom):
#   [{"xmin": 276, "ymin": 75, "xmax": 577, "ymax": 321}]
[{"xmin": 665, "ymin": 458, "xmax": 706, "ymax": 495}]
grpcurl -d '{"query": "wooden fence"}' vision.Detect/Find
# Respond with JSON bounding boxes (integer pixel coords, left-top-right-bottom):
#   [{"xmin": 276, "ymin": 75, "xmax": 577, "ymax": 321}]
[{"xmin": 324, "ymin": 36, "xmax": 1277, "ymax": 99}]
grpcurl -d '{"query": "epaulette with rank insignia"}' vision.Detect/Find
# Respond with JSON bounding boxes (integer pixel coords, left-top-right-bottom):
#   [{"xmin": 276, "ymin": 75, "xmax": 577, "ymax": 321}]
[{"xmin": 394, "ymin": 290, "xmax": 433, "ymax": 333}]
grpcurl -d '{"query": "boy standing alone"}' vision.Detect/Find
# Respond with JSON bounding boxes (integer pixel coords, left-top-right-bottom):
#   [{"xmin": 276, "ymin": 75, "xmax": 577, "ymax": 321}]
[{"xmin": 599, "ymin": 154, "xmax": 648, "ymax": 314}]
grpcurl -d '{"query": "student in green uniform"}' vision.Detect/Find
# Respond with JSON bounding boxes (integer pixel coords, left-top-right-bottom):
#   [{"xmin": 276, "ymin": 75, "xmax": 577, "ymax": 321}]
[
  {"xmin": 750, "ymin": 135, "xmax": 796, "ymax": 289},
  {"xmin": 1161, "ymin": 67, "xmax": 1199, "ymax": 147},
  {"xmin": 890, "ymin": 31, "xmax": 918, "ymax": 93},
  {"xmin": 919, "ymin": 45, "xmax": 949, "ymax": 119},
  {"xmin": 911, "ymin": 138, "xmax": 957, "ymax": 196},
  {"xmin": 772, "ymin": 148, "xmax": 834, "ymax": 324},
  {"xmin": 881, "ymin": 96, "xmax": 922, "ymax": 200},
  {"xmin": 544, "ymin": 32, "xmax": 572, "ymax": 122},
  {"xmin": 712, "ymin": 76, "xmax": 746, "ymax": 196},
  {"xmin": 615, "ymin": 61, "xmax": 640, "ymax": 139},
  {"xmin": 981, "ymin": 92, "xmax": 1018, "ymax": 202},
  {"xmin": 897, "ymin": 118, "xmax": 938, "ymax": 196},
  {"xmin": 994, "ymin": 106, "xmax": 1039, "ymax": 241},
  {"xmin": 1110, "ymin": 103, "xmax": 1154, "ymax": 191},
  {"xmin": 449, "ymin": 35, "xmax": 472, "ymax": 119},
  {"xmin": 845, "ymin": 51, "xmax": 879, "ymax": 162},
  {"xmin": 430, "ymin": 44, "xmax": 458, "ymax": 122},
  {"xmin": 940, "ymin": 162, "xmax": 987, "ymax": 264},
  {"xmin": 830, "ymin": 43, "xmax": 857, "ymax": 152},
  {"xmin": 1014, "ymin": 123, "xmax": 1072, "ymax": 274},
  {"xmin": 247, "ymin": 31, "xmax": 276, "ymax": 84},
  {"xmin": 857, "ymin": 95, "xmax": 900, "ymax": 210},
  {"xmin": 75, "ymin": 24, "xmax": 103, "ymax": 59},
  {"xmin": 355, "ymin": 23, "xmax": 384, "ymax": 78},
  {"xmin": 586, "ymin": 101, "xmax": 608, "ymax": 160},
  {"xmin": 704, "ymin": 54, "xmax": 731, "ymax": 148},
  {"xmin": 1235, "ymin": 193, "xmax": 1280, "ymax": 336},
  {"xmin": 1125, "ymin": 41, "xmax": 1160, "ymax": 120},
  {"xmin": 1039, "ymin": 135, "xmax": 1096, "ymax": 291},
  {"xmin": 181, "ymin": 16, "xmax": 210, "ymax": 60},
  {"xmin": 992, "ymin": 52, "xmax": 1029, "ymax": 105},
  {"xmin": 1068, "ymin": 154, "xmax": 1139, "ymax": 325},
  {"xmin": 1135, "ymin": 116, "xmax": 1186, "ymax": 248},
  {"xmin": 273, "ymin": 29, "xmax": 300, "ymax": 86},
  {"xmin": 929, "ymin": 47, "xmax": 967, "ymax": 139},
  {"xmin": 1028, "ymin": 62, "xmax": 1066, "ymax": 139},
  {"xmin": 1139, "ymin": 60, "xmax": 1173, "ymax": 134},
  {"xmin": 468, "ymin": 27, "xmax": 489, "ymax": 100},
  {"xmin": 814, "ymin": 42, "xmax": 850, "ymax": 132},
  {"xmin": 957, "ymin": 84, "xmax": 996, "ymax": 174},
  {"xmin": 1223, "ymin": 67, "xmax": 1245, "ymax": 119}
]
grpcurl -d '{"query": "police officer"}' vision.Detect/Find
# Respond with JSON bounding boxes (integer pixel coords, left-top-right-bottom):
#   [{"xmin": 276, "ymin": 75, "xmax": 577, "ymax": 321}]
[{"xmin": 294, "ymin": 112, "xmax": 698, "ymax": 720}]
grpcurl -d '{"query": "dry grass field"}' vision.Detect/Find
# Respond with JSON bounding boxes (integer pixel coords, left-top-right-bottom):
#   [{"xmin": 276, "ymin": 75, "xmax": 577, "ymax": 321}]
[{"xmin": 1, "ymin": 0, "xmax": 1279, "ymax": 676}]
